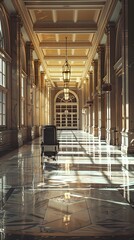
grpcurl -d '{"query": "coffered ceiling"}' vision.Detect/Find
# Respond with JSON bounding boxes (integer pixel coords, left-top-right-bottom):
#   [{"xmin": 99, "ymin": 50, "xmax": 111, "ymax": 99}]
[{"xmin": 5, "ymin": 0, "xmax": 119, "ymax": 88}]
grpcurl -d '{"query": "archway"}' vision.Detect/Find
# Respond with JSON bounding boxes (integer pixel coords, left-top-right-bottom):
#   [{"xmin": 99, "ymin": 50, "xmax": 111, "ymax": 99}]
[{"xmin": 54, "ymin": 90, "xmax": 79, "ymax": 129}]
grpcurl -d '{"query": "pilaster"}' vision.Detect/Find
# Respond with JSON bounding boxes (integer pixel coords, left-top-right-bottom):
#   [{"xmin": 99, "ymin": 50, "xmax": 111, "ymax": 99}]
[
  {"xmin": 97, "ymin": 45, "xmax": 105, "ymax": 140},
  {"xmin": 34, "ymin": 59, "xmax": 41, "ymax": 87},
  {"xmin": 26, "ymin": 41, "xmax": 35, "ymax": 140},
  {"xmin": 40, "ymin": 71, "xmax": 45, "ymax": 126},
  {"xmin": 92, "ymin": 60, "xmax": 98, "ymax": 137},
  {"xmin": 34, "ymin": 60, "xmax": 41, "ymax": 132},
  {"xmin": 86, "ymin": 77, "xmax": 89, "ymax": 132},
  {"xmin": 105, "ymin": 22, "xmax": 116, "ymax": 145},
  {"xmin": 121, "ymin": 0, "xmax": 134, "ymax": 153},
  {"xmin": 10, "ymin": 14, "xmax": 23, "ymax": 147},
  {"xmin": 11, "ymin": 14, "xmax": 22, "ymax": 130},
  {"xmin": 88, "ymin": 71, "xmax": 93, "ymax": 134}
]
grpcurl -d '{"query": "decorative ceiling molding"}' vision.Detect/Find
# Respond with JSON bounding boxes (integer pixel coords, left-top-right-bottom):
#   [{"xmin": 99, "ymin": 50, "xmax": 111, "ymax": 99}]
[
  {"xmin": 44, "ymin": 56, "xmax": 88, "ymax": 60},
  {"xmin": 24, "ymin": 0, "xmax": 106, "ymax": 9},
  {"xmin": 9, "ymin": 0, "xmax": 119, "ymax": 89},
  {"xmin": 33, "ymin": 22, "xmax": 97, "ymax": 33},
  {"xmin": 40, "ymin": 42, "xmax": 92, "ymax": 49}
]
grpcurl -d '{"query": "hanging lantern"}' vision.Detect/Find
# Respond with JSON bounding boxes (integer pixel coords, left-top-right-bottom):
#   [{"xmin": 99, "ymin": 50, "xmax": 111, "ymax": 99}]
[{"xmin": 62, "ymin": 37, "xmax": 71, "ymax": 83}]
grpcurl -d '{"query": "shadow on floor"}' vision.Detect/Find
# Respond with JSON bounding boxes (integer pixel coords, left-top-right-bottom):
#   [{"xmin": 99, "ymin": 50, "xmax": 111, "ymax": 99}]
[{"xmin": 4, "ymin": 234, "xmax": 134, "ymax": 240}]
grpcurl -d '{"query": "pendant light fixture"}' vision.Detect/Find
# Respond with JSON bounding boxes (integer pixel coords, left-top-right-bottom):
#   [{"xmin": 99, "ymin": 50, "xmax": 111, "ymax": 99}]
[
  {"xmin": 64, "ymin": 83, "xmax": 69, "ymax": 100},
  {"xmin": 62, "ymin": 37, "xmax": 71, "ymax": 83}
]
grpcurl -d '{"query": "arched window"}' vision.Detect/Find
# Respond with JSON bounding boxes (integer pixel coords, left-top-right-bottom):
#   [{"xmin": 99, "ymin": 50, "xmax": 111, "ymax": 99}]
[
  {"xmin": 0, "ymin": 18, "xmax": 6, "ymax": 126},
  {"xmin": 0, "ymin": 19, "xmax": 4, "ymax": 49},
  {"xmin": 54, "ymin": 90, "xmax": 79, "ymax": 129},
  {"xmin": 0, "ymin": 6, "xmax": 10, "ymax": 128}
]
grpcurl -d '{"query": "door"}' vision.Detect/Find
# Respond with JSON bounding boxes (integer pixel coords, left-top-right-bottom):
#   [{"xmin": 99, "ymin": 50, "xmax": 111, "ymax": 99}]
[{"xmin": 55, "ymin": 91, "xmax": 79, "ymax": 129}]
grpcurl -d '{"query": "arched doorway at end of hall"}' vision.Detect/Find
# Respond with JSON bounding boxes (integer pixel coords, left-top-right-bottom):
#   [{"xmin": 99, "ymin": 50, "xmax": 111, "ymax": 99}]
[{"xmin": 54, "ymin": 90, "xmax": 79, "ymax": 129}]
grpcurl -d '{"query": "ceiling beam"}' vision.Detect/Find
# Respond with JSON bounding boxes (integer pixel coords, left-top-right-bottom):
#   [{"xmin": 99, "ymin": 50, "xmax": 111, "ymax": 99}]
[
  {"xmin": 51, "ymin": 77, "xmax": 82, "ymax": 81},
  {"xmin": 24, "ymin": 1, "xmax": 106, "ymax": 9},
  {"xmin": 48, "ymin": 66, "xmax": 85, "ymax": 70},
  {"xmin": 44, "ymin": 56, "xmax": 88, "ymax": 60},
  {"xmin": 33, "ymin": 22, "xmax": 97, "ymax": 33},
  {"xmin": 40, "ymin": 41, "xmax": 92, "ymax": 49}
]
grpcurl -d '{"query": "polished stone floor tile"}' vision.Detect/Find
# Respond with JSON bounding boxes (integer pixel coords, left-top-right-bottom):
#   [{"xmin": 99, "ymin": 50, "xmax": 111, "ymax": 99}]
[{"xmin": 0, "ymin": 130, "xmax": 134, "ymax": 240}]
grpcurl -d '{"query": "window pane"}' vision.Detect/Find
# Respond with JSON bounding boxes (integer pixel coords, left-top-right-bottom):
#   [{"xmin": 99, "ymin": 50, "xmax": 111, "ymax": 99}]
[
  {"xmin": 3, "ymin": 75, "xmax": 5, "ymax": 87},
  {"xmin": 3, "ymin": 104, "xmax": 5, "ymax": 114},
  {"xmin": 0, "ymin": 58, "xmax": 2, "ymax": 72},
  {"xmin": 0, "ymin": 20, "xmax": 4, "ymax": 49},
  {"xmin": 3, "ymin": 61, "xmax": 6, "ymax": 74},
  {"xmin": 0, "ymin": 21, "xmax": 7, "ymax": 126},
  {"xmin": 0, "ymin": 103, "xmax": 2, "ymax": 113},
  {"xmin": 0, "ymin": 92, "xmax": 6, "ymax": 126},
  {"xmin": 0, "ymin": 72, "xmax": 2, "ymax": 85},
  {"xmin": 3, "ymin": 115, "xmax": 6, "ymax": 125},
  {"xmin": 3, "ymin": 93, "xmax": 6, "ymax": 103}
]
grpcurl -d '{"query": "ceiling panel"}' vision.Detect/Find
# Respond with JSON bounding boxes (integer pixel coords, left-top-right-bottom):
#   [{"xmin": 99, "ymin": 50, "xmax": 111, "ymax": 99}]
[{"xmin": 9, "ymin": 0, "xmax": 113, "ymax": 88}]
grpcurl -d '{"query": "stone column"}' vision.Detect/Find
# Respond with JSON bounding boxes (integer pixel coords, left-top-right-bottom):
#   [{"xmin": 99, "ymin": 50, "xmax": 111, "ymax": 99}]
[
  {"xmin": 11, "ymin": 14, "xmax": 21, "ymax": 129},
  {"xmin": 34, "ymin": 59, "xmax": 41, "ymax": 136},
  {"xmin": 40, "ymin": 71, "xmax": 45, "ymax": 126},
  {"xmin": 10, "ymin": 14, "xmax": 23, "ymax": 147},
  {"xmin": 92, "ymin": 60, "xmax": 98, "ymax": 137},
  {"xmin": 86, "ymin": 77, "xmax": 89, "ymax": 132},
  {"xmin": 26, "ymin": 42, "xmax": 35, "ymax": 140},
  {"xmin": 34, "ymin": 60, "xmax": 41, "ymax": 87},
  {"xmin": 88, "ymin": 70, "xmax": 93, "ymax": 134},
  {"xmin": 121, "ymin": 0, "xmax": 134, "ymax": 153},
  {"xmin": 81, "ymin": 80, "xmax": 86, "ymax": 131},
  {"xmin": 97, "ymin": 45, "xmax": 105, "ymax": 140},
  {"xmin": 105, "ymin": 23, "xmax": 116, "ymax": 145}
]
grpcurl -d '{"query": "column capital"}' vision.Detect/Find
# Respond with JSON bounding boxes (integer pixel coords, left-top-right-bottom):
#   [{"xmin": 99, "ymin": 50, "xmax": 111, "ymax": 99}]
[
  {"xmin": 11, "ymin": 13, "xmax": 23, "ymax": 27},
  {"xmin": 41, "ymin": 71, "xmax": 45, "ymax": 75},
  {"xmin": 89, "ymin": 70, "xmax": 93, "ymax": 76},
  {"xmin": 105, "ymin": 22, "xmax": 115, "ymax": 35},
  {"xmin": 34, "ymin": 59, "xmax": 41, "ymax": 67},
  {"xmin": 26, "ymin": 41, "xmax": 34, "ymax": 51},
  {"xmin": 91, "ymin": 59, "xmax": 98, "ymax": 67},
  {"xmin": 97, "ymin": 44, "xmax": 105, "ymax": 54}
]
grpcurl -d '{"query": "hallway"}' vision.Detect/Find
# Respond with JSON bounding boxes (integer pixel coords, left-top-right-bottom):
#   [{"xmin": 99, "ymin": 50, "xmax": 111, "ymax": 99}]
[{"xmin": 0, "ymin": 130, "xmax": 134, "ymax": 240}]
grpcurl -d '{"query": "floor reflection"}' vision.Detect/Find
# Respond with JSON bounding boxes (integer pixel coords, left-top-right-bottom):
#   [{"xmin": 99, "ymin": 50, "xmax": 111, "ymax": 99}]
[{"xmin": 0, "ymin": 130, "xmax": 134, "ymax": 240}]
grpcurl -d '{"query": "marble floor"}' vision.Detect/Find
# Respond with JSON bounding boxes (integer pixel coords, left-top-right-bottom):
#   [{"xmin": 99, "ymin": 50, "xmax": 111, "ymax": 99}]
[{"xmin": 0, "ymin": 130, "xmax": 134, "ymax": 240}]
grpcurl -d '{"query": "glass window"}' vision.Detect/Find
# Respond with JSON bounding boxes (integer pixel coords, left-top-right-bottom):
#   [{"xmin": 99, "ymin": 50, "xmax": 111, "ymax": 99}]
[
  {"xmin": 21, "ymin": 74, "xmax": 25, "ymax": 125},
  {"xmin": 0, "ymin": 15, "xmax": 9, "ymax": 128},
  {"xmin": 0, "ymin": 20, "xmax": 4, "ymax": 49},
  {"xmin": 0, "ymin": 91, "xmax": 6, "ymax": 125},
  {"xmin": 0, "ymin": 52, "xmax": 7, "ymax": 126}
]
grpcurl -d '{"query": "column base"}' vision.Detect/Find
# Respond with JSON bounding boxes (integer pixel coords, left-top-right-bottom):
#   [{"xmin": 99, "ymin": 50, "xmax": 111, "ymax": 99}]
[
  {"xmin": 98, "ymin": 127, "xmax": 105, "ymax": 140},
  {"xmin": 121, "ymin": 130, "xmax": 134, "ymax": 154},
  {"xmin": 89, "ymin": 126, "xmax": 93, "ymax": 134},
  {"xmin": 27, "ymin": 126, "xmax": 35, "ymax": 140},
  {"xmin": 0, "ymin": 129, "xmax": 23, "ymax": 153},
  {"xmin": 106, "ymin": 128, "xmax": 111, "ymax": 145},
  {"xmin": 110, "ymin": 129, "xmax": 119, "ymax": 146},
  {"xmin": 106, "ymin": 128, "xmax": 120, "ymax": 146},
  {"xmin": 92, "ymin": 126, "xmax": 98, "ymax": 137}
]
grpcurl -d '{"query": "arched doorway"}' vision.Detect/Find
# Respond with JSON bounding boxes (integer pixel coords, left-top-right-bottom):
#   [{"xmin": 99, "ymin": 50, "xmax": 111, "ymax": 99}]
[{"xmin": 54, "ymin": 90, "xmax": 79, "ymax": 129}]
